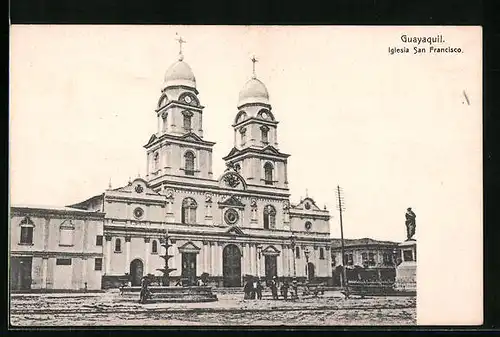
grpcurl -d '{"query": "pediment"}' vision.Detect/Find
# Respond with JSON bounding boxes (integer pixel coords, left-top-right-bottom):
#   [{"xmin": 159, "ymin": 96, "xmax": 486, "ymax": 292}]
[
  {"xmin": 262, "ymin": 145, "xmax": 281, "ymax": 155},
  {"xmin": 219, "ymin": 195, "xmax": 245, "ymax": 208},
  {"xmin": 262, "ymin": 245, "xmax": 281, "ymax": 256},
  {"xmin": 111, "ymin": 178, "xmax": 161, "ymax": 197},
  {"xmin": 181, "ymin": 132, "xmax": 204, "ymax": 142},
  {"xmin": 178, "ymin": 241, "xmax": 201, "ymax": 253},
  {"xmin": 223, "ymin": 147, "xmax": 240, "ymax": 159},
  {"xmin": 293, "ymin": 197, "xmax": 322, "ymax": 211},
  {"xmin": 226, "ymin": 226, "xmax": 245, "ymax": 236},
  {"xmin": 144, "ymin": 134, "xmax": 159, "ymax": 147},
  {"xmin": 218, "ymin": 171, "xmax": 247, "ymax": 190}
]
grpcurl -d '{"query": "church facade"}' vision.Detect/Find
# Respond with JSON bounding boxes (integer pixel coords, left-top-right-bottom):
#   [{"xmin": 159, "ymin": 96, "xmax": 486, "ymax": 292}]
[{"xmin": 10, "ymin": 47, "xmax": 333, "ymax": 290}]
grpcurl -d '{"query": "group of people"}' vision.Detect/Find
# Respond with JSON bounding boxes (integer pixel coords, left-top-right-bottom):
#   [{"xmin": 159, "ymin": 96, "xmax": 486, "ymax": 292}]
[{"xmin": 243, "ymin": 276, "xmax": 298, "ymax": 301}]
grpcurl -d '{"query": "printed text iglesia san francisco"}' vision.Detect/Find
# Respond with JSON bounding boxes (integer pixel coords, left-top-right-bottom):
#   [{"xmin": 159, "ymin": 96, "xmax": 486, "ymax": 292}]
[{"xmin": 388, "ymin": 34, "xmax": 462, "ymax": 55}]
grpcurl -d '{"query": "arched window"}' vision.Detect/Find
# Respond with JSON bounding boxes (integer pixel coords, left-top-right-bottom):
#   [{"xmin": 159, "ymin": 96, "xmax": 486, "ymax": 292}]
[
  {"xmin": 240, "ymin": 128, "xmax": 246, "ymax": 146},
  {"xmin": 181, "ymin": 197, "xmax": 198, "ymax": 224},
  {"xmin": 184, "ymin": 151, "xmax": 195, "ymax": 176},
  {"xmin": 264, "ymin": 162, "xmax": 273, "ymax": 185},
  {"xmin": 153, "ymin": 152, "xmax": 159, "ymax": 171},
  {"xmin": 320, "ymin": 248, "xmax": 325, "ymax": 260},
  {"xmin": 115, "ymin": 238, "xmax": 122, "ymax": 252},
  {"xmin": 59, "ymin": 221, "xmax": 75, "ymax": 246},
  {"xmin": 152, "ymin": 240, "xmax": 158, "ymax": 254},
  {"xmin": 19, "ymin": 216, "xmax": 34, "ymax": 245},
  {"xmin": 183, "ymin": 111, "xmax": 193, "ymax": 131},
  {"xmin": 263, "ymin": 205, "xmax": 276, "ymax": 230},
  {"xmin": 260, "ymin": 125, "xmax": 269, "ymax": 144}
]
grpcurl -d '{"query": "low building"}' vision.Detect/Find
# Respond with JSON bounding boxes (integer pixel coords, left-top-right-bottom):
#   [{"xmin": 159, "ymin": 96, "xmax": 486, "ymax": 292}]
[
  {"xmin": 331, "ymin": 238, "xmax": 399, "ymax": 286},
  {"xmin": 10, "ymin": 205, "xmax": 105, "ymax": 291}
]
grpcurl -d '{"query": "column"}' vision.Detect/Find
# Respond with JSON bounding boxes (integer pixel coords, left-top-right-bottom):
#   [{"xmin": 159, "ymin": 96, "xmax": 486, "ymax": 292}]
[
  {"xmin": 42, "ymin": 258, "xmax": 48, "ymax": 288},
  {"xmin": 216, "ymin": 243, "xmax": 223, "ymax": 276},
  {"xmin": 209, "ymin": 243, "xmax": 214, "ymax": 275},
  {"xmin": 105, "ymin": 235, "xmax": 112, "ymax": 274},
  {"xmin": 249, "ymin": 244, "xmax": 255, "ymax": 275},
  {"xmin": 242, "ymin": 244, "xmax": 249, "ymax": 276},
  {"xmin": 277, "ymin": 251, "xmax": 283, "ymax": 277},
  {"xmin": 172, "ymin": 243, "xmax": 180, "ymax": 276},
  {"xmin": 125, "ymin": 236, "xmax": 131, "ymax": 273},
  {"xmin": 157, "ymin": 115, "xmax": 161, "ymax": 134},
  {"xmin": 202, "ymin": 241, "xmax": 209, "ymax": 274},
  {"xmin": 144, "ymin": 238, "xmax": 150, "ymax": 275},
  {"xmin": 81, "ymin": 258, "xmax": 88, "ymax": 289}
]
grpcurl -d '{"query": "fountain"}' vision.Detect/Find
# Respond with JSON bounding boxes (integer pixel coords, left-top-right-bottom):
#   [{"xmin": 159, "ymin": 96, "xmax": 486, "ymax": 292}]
[{"xmin": 120, "ymin": 230, "xmax": 218, "ymax": 303}]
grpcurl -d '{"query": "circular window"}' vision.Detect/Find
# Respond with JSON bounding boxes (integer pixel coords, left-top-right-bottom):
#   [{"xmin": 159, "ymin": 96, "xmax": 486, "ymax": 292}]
[
  {"xmin": 134, "ymin": 207, "xmax": 144, "ymax": 219},
  {"xmin": 305, "ymin": 221, "xmax": 312, "ymax": 231},
  {"xmin": 224, "ymin": 209, "xmax": 239, "ymax": 225},
  {"xmin": 305, "ymin": 202, "xmax": 311, "ymax": 210}
]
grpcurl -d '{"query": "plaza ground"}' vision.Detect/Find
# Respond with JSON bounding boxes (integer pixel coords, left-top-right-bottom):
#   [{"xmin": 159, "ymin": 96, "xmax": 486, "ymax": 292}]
[{"xmin": 10, "ymin": 289, "xmax": 416, "ymax": 326}]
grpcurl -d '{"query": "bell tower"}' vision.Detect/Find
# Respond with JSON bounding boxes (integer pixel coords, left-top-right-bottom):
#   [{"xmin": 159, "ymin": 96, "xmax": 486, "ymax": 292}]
[
  {"xmin": 145, "ymin": 36, "xmax": 215, "ymax": 187},
  {"xmin": 223, "ymin": 56, "xmax": 290, "ymax": 189}
]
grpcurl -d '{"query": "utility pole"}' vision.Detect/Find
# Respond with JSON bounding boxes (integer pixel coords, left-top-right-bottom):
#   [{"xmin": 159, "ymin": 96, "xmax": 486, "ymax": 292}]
[{"xmin": 336, "ymin": 185, "xmax": 349, "ymax": 298}]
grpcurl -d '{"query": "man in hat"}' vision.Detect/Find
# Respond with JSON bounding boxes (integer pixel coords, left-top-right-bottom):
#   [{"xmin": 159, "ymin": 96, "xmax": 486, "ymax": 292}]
[{"xmin": 270, "ymin": 276, "xmax": 279, "ymax": 300}]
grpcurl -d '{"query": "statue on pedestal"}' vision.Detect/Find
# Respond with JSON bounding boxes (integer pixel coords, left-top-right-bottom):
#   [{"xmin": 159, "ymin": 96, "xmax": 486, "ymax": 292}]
[{"xmin": 405, "ymin": 207, "xmax": 416, "ymax": 240}]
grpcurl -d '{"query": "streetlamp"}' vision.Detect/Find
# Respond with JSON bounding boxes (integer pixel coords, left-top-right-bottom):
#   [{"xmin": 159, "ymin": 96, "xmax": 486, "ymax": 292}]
[{"xmin": 304, "ymin": 247, "xmax": 310, "ymax": 281}]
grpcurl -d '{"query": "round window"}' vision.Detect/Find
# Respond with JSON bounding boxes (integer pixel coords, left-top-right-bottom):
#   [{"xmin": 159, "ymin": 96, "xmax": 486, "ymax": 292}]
[
  {"xmin": 134, "ymin": 207, "xmax": 144, "ymax": 219},
  {"xmin": 305, "ymin": 221, "xmax": 312, "ymax": 231},
  {"xmin": 224, "ymin": 208, "xmax": 239, "ymax": 225}
]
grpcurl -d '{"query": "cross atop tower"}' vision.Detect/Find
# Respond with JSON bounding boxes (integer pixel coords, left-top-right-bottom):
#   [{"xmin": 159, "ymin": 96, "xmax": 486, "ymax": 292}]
[
  {"xmin": 251, "ymin": 55, "xmax": 258, "ymax": 78},
  {"xmin": 176, "ymin": 34, "xmax": 186, "ymax": 61}
]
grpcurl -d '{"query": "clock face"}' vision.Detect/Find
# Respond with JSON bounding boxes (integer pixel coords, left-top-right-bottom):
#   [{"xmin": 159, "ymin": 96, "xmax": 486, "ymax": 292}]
[
  {"xmin": 134, "ymin": 207, "xmax": 144, "ymax": 219},
  {"xmin": 184, "ymin": 96, "xmax": 192, "ymax": 104},
  {"xmin": 261, "ymin": 112, "xmax": 268, "ymax": 119},
  {"xmin": 224, "ymin": 208, "xmax": 239, "ymax": 225},
  {"xmin": 305, "ymin": 221, "xmax": 312, "ymax": 231}
]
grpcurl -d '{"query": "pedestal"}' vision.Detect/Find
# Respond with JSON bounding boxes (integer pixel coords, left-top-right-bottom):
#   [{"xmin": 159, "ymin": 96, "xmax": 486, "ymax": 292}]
[{"xmin": 394, "ymin": 239, "xmax": 417, "ymax": 293}]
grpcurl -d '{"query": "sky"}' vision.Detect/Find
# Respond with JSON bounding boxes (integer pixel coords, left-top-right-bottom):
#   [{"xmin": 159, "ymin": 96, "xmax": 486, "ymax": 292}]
[{"xmin": 9, "ymin": 25, "xmax": 482, "ymax": 244}]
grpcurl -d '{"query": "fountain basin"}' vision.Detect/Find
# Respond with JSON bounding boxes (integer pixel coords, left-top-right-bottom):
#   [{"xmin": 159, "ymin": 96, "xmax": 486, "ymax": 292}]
[{"xmin": 119, "ymin": 286, "xmax": 218, "ymax": 303}]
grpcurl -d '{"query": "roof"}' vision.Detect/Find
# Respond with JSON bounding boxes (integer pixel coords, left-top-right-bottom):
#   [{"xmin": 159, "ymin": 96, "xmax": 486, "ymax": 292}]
[
  {"xmin": 331, "ymin": 237, "xmax": 399, "ymax": 248},
  {"xmin": 10, "ymin": 204, "xmax": 105, "ymax": 217}
]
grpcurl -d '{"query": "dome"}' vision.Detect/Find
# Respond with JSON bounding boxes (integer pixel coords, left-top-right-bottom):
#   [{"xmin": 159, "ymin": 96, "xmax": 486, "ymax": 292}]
[
  {"xmin": 238, "ymin": 78, "xmax": 270, "ymax": 107},
  {"xmin": 163, "ymin": 59, "xmax": 196, "ymax": 89}
]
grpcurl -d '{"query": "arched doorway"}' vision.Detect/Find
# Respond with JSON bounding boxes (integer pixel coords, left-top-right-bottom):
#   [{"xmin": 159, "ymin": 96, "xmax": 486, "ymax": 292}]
[
  {"xmin": 307, "ymin": 262, "xmax": 315, "ymax": 280},
  {"xmin": 223, "ymin": 244, "xmax": 241, "ymax": 287},
  {"xmin": 130, "ymin": 259, "xmax": 144, "ymax": 286}
]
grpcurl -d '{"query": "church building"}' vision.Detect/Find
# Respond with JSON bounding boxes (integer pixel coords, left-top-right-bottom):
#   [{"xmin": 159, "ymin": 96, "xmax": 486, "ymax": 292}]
[{"xmin": 10, "ymin": 41, "xmax": 333, "ymax": 290}]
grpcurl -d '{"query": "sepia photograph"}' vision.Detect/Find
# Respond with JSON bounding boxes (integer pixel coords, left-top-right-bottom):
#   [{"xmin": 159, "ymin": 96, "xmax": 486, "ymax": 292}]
[{"xmin": 9, "ymin": 25, "xmax": 482, "ymax": 326}]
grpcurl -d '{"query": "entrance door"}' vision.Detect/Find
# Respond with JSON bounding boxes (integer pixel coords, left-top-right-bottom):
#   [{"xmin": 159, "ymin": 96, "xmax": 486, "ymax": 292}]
[
  {"xmin": 223, "ymin": 244, "xmax": 241, "ymax": 287},
  {"xmin": 10, "ymin": 257, "xmax": 32, "ymax": 291},
  {"xmin": 264, "ymin": 255, "xmax": 277, "ymax": 280},
  {"xmin": 182, "ymin": 253, "xmax": 197, "ymax": 285},
  {"xmin": 130, "ymin": 259, "xmax": 144, "ymax": 286},
  {"xmin": 307, "ymin": 262, "xmax": 315, "ymax": 280}
]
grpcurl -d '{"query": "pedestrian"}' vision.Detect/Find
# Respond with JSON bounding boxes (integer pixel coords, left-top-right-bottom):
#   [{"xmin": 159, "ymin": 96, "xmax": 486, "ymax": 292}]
[
  {"xmin": 281, "ymin": 281, "xmax": 289, "ymax": 300},
  {"xmin": 139, "ymin": 276, "xmax": 150, "ymax": 304},
  {"xmin": 270, "ymin": 276, "xmax": 278, "ymax": 300},
  {"xmin": 256, "ymin": 279, "xmax": 263, "ymax": 300},
  {"xmin": 243, "ymin": 278, "xmax": 252, "ymax": 300},
  {"xmin": 292, "ymin": 278, "xmax": 298, "ymax": 299},
  {"xmin": 251, "ymin": 277, "xmax": 257, "ymax": 299}
]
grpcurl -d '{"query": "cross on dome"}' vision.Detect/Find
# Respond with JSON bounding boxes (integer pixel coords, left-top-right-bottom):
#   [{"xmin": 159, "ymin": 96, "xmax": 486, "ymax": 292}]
[
  {"xmin": 176, "ymin": 34, "xmax": 186, "ymax": 61},
  {"xmin": 251, "ymin": 55, "xmax": 258, "ymax": 79}
]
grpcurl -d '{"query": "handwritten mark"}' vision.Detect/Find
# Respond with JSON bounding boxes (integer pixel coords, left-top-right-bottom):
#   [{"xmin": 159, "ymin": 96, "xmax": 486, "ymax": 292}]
[{"xmin": 462, "ymin": 90, "xmax": 470, "ymax": 105}]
